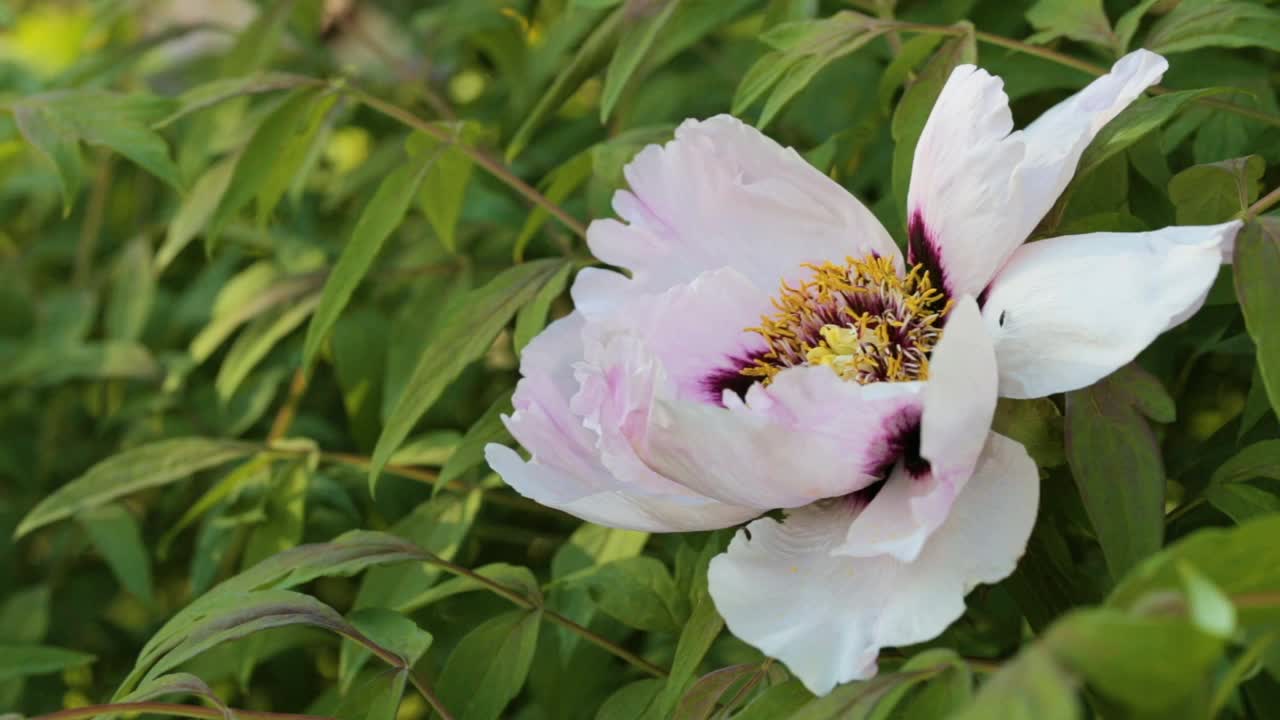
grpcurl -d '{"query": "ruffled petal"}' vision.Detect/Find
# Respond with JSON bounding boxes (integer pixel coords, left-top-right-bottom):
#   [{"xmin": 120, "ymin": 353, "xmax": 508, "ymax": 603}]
[
  {"xmin": 837, "ymin": 296, "xmax": 998, "ymax": 562},
  {"xmin": 908, "ymin": 51, "xmax": 1166, "ymax": 299},
  {"xmin": 490, "ymin": 310, "xmax": 758, "ymax": 532},
  {"xmin": 645, "ymin": 366, "xmax": 924, "ymax": 510},
  {"xmin": 588, "ymin": 115, "xmax": 899, "ymax": 309},
  {"xmin": 982, "ymin": 221, "xmax": 1240, "ymax": 399},
  {"xmin": 708, "ymin": 432, "xmax": 1039, "ymax": 696}
]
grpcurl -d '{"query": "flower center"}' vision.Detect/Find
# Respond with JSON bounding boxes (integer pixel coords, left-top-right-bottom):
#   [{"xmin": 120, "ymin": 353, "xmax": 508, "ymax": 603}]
[{"xmin": 741, "ymin": 254, "xmax": 951, "ymax": 385}]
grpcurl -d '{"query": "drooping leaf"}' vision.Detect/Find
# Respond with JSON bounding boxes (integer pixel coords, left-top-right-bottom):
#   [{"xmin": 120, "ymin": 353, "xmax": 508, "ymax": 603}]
[{"xmin": 16, "ymin": 438, "xmax": 258, "ymax": 538}]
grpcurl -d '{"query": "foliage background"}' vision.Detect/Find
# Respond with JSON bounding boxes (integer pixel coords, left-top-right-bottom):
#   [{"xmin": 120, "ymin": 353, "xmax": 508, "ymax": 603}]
[{"xmin": 3, "ymin": 0, "xmax": 1280, "ymax": 718}]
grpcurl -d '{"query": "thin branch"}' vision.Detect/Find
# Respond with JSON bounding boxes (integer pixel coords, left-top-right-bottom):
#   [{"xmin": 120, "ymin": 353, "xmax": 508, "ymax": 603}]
[
  {"xmin": 1242, "ymin": 184, "xmax": 1280, "ymax": 221},
  {"xmin": 337, "ymin": 626, "xmax": 455, "ymax": 720},
  {"xmin": 26, "ymin": 702, "xmax": 332, "ymax": 720},
  {"xmin": 415, "ymin": 548, "xmax": 669, "ymax": 678},
  {"xmin": 345, "ymin": 85, "xmax": 588, "ymax": 239},
  {"xmin": 267, "ymin": 369, "xmax": 310, "ymax": 442}
]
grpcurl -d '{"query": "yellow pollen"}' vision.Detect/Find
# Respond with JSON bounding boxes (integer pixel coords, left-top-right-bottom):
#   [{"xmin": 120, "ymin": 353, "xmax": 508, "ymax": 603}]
[{"xmin": 742, "ymin": 254, "xmax": 952, "ymax": 385}]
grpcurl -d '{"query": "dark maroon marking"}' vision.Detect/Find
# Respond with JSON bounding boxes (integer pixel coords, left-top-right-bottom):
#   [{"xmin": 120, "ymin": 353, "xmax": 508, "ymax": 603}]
[
  {"xmin": 865, "ymin": 405, "xmax": 924, "ymax": 479},
  {"xmin": 702, "ymin": 353, "xmax": 766, "ymax": 406},
  {"xmin": 850, "ymin": 479, "xmax": 885, "ymax": 507},
  {"xmin": 899, "ymin": 424, "xmax": 930, "ymax": 478},
  {"xmin": 907, "ymin": 210, "xmax": 950, "ymax": 310}
]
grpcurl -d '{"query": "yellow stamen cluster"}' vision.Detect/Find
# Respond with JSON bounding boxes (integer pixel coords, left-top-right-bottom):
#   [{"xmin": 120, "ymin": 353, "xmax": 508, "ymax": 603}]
[{"xmin": 742, "ymin": 254, "xmax": 952, "ymax": 385}]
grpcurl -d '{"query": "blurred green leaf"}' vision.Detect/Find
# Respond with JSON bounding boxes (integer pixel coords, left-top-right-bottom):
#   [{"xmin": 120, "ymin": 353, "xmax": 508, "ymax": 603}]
[
  {"xmin": 0, "ymin": 646, "xmax": 95, "ymax": 682},
  {"xmin": 438, "ymin": 396, "xmax": 513, "ymax": 490},
  {"xmin": 1235, "ymin": 219, "xmax": 1280, "ymax": 419},
  {"xmin": 1169, "ymin": 155, "xmax": 1263, "ymax": 225},
  {"xmin": 1146, "ymin": 1, "xmax": 1280, "ymax": 54},
  {"xmin": 79, "ymin": 504, "xmax": 153, "ymax": 603},
  {"xmin": 1025, "ymin": 0, "xmax": 1115, "ymax": 51},
  {"xmin": 513, "ymin": 261, "xmax": 572, "ymax": 355},
  {"xmin": 600, "ymin": 0, "xmax": 682, "ymax": 122},
  {"xmin": 16, "ymin": 438, "xmax": 257, "ymax": 538},
  {"xmin": 409, "ymin": 124, "xmax": 483, "ymax": 254}
]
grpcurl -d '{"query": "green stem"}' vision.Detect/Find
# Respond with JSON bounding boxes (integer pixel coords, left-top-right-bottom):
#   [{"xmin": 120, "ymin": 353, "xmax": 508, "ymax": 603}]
[
  {"xmin": 27, "ymin": 702, "xmax": 330, "ymax": 720},
  {"xmin": 339, "ymin": 626, "xmax": 456, "ymax": 720},
  {"xmin": 1243, "ymin": 184, "xmax": 1280, "ymax": 221},
  {"xmin": 345, "ymin": 85, "xmax": 588, "ymax": 239},
  {"xmin": 418, "ymin": 549, "xmax": 669, "ymax": 678}
]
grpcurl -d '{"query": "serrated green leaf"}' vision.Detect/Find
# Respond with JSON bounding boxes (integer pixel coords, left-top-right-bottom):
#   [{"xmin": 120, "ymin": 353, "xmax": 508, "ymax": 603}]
[
  {"xmin": 369, "ymin": 259, "xmax": 568, "ymax": 493},
  {"xmin": 16, "ymin": 438, "xmax": 257, "ymax": 538}
]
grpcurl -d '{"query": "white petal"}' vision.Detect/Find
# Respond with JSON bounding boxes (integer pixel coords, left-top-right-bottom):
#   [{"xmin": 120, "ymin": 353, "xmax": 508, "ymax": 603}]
[
  {"xmin": 708, "ymin": 433, "xmax": 1039, "ymax": 696},
  {"xmin": 982, "ymin": 221, "xmax": 1241, "ymax": 399},
  {"xmin": 485, "ymin": 445, "xmax": 757, "ymax": 532},
  {"xmin": 588, "ymin": 115, "xmax": 899, "ymax": 309},
  {"xmin": 907, "ymin": 51, "xmax": 1166, "ymax": 299},
  {"xmin": 1016, "ymin": 50, "xmax": 1167, "ymax": 236},
  {"xmin": 907, "ymin": 65, "xmax": 1025, "ymax": 298},
  {"xmin": 837, "ymin": 296, "xmax": 998, "ymax": 562},
  {"xmin": 644, "ymin": 367, "xmax": 924, "ymax": 511}
]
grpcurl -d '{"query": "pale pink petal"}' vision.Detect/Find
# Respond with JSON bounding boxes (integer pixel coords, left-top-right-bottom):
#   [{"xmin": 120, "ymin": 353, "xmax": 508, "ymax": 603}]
[
  {"xmin": 643, "ymin": 365, "xmax": 923, "ymax": 510},
  {"xmin": 982, "ymin": 221, "xmax": 1240, "ymax": 399},
  {"xmin": 485, "ymin": 445, "xmax": 757, "ymax": 532},
  {"xmin": 908, "ymin": 51, "xmax": 1166, "ymax": 299},
  {"xmin": 708, "ymin": 433, "xmax": 1039, "ymax": 696},
  {"xmin": 588, "ymin": 115, "xmax": 899, "ymax": 308},
  {"xmin": 491, "ymin": 311, "xmax": 758, "ymax": 531},
  {"xmin": 836, "ymin": 296, "xmax": 997, "ymax": 561}
]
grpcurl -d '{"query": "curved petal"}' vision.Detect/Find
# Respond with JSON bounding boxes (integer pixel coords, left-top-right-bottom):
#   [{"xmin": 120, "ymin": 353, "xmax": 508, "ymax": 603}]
[
  {"xmin": 485, "ymin": 445, "xmax": 757, "ymax": 532},
  {"xmin": 644, "ymin": 366, "xmax": 924, "ymax": 511},
  {"xmin": 907, "ymin": 65, "xmax": 1025, "ymax": 298},
  {"xmin": 837, "ymin": 296, "xmax": 998, "ymax": 562},
  {"xmin": 1015, "ymin": 50, "xmax": 1166, "ymax": 237},
  {"xmin": 708, "ymin": 433, "xmax": 1039, "ymax": 696},
  {"xmin": 908, "ymin": 51, "xmax": 1166, "ymax": 299},
  {"xmin": 982, "ymin": 221, "xmax": 1240, "ymax": 399},
  {"xmin": 588, "ymin": 115, "xmax": 899, "ymax": 309},
  {"xmin": 490, "ymin": 311, "xmax": 758, "ymax": 532}
]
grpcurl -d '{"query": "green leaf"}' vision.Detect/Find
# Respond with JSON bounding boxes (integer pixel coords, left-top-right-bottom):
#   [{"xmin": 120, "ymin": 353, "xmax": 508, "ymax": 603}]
[
  {"xmin": 339, "ymin": 608, "xmax": 433, "ymax": 696},
  {"xmin": 1115, "ymin": 0, "xmax": 1163, "ymax": 53},
  {"xmin": 891, "ymin": 26, "xmax": 976, "ymax": 219},
  {"xmin": 1145, "ymin": 1, "xmax": 1280, "ymax": 54},
  {"xmin": 597, "ymin": 678, "xmax": 664, "ymax": 720},
  {"xmin": 13, "ymin": 102, "xmax": 83, "ymax": 213},
  {"xmin": 438, "ymin": 395, "xmax": 513, "ymax": 490},
  {"xmin": 1025, "ymin": 0, "xmax": 1116, "ymax": 50},
  {"xmin": 600, "ymin": 0, "xmax": 682, "ymax": 122},
  {"xmin": 210, "ymin": 88, "xmax": 333, "ymax": 237},
  {"xmin": 950, "ymin": 647, "xmax": 1079, "ymax": 720},
  {"xmin": 671, "ymin": 664, "xmax": 758, "ymax": 720},
  {"xmin": 154, "ymin": 72, "xmax": 319, "ymax": 129},
  {"xmin": 370, "ymin": 259, "xmax": 568, "ymax": 493},
  {"xmin": 513, "ymin": 261, "xmax": 572, "ymax": 355},
  {"xmin": 513, "ymin": 150, "xmax": 593, "ymax": 262},
  {"xmin": 105, "ymin": 239, "xmax": 155, "ymax": 342},
  {"xmin": 1211, "ymin": 440, "xmax": 1280, "ymax": 487},
  {"xmin": 215, "ymin": 291, "xmax": 320, "ymax": 401},
  {"xmin": 0, "ymin": 646, "xmax": 95, "ymax": 682},
  {"xmin": 302, "ymin": 150, "xmax": 436, "ymax": 370},
  {"xmin": 1206, "ymin": 483, "xmax": 1280, "ymax": 524},
  {"xmin": 1169, "ymin": 155, "xmax": 1264, "ymax": 225},
  {"xmin": 409, "ymin": 125, "xmax": 483, "ymax": 253},
  {"xmin": 732, "ymin": 679, "xmax": 814, "ymax": 720},
  {"xmin": 79, "ymin": 504, "xmax": 153, "ymax": 602},
  {"xmin": 240, "ymin": 459, "xmax": 310, "ymax": 570},
  {"xmin": 508, "ymin": 8, "xmax": 624, "ymax": 161},
  {"xmin": 15, "ymin": 438, "xmax": 257, "ymax": 538},
  {"xmin": 1074, "ymin": 88, "xmax": 1234, "ymax": 181},
  {"xmin": 579, "ymin": 556, "xmax": 687, "ymax": 633},
  {"xmin": 436, "ymin": 609, "xmax": 541, "ymax": 720},
  {"xmin": 157, "ymin": 155, "xmax": 237, "ymax": 271},
  {"xmin": 354, "ymin": 491, "xmax": 483, "ymax": 613},
  {"xmin": 992, "ymin": 398, "xmax": 1065, "ymax": 468},
  {"xmin": 383, "ymin": 563, "xmax": 541, "ymax": 613},
  {"xmin": 1235, "ymin": 219, "xmax": 1280, "ymax": 419},
  {"xmin": 1065, "ymin": 372, "xmax": 1165, "ymax": 582}
]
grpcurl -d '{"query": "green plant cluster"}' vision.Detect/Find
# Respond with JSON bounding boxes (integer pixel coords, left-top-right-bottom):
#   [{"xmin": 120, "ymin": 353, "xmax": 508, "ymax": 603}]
[{"xmin": 2, "ymin": 0, "xmax": 1280, "ymax": 718}]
